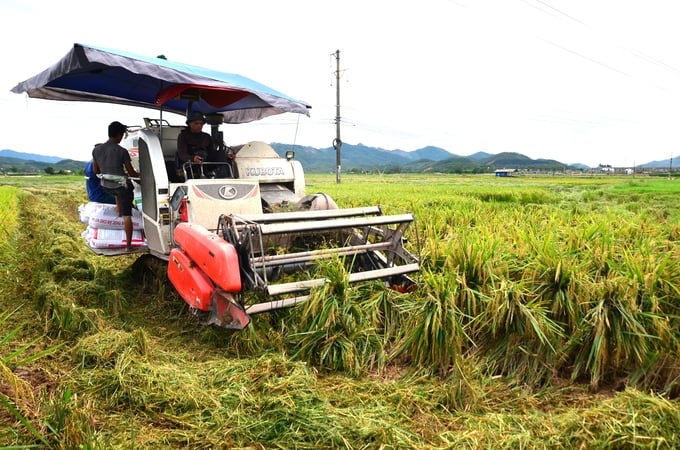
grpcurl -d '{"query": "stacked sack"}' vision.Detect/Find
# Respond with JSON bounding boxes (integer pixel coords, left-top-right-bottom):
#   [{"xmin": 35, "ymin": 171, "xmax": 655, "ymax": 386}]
[{"xmin": 79, "ymin": 202, "xmax": 146, "ymax": 249}]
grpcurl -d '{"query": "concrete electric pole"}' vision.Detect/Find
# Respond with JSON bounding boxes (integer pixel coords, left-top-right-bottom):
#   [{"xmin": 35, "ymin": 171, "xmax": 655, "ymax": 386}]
[{"xmin": 333, "ymin": 49, "xmax": 342, "ymax": 183}]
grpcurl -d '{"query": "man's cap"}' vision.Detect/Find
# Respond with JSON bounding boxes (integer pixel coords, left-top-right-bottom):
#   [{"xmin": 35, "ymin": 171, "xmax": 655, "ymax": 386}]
[{"xmin": 186, "ymin": 111, "xmax": 206, "ymax": 124}]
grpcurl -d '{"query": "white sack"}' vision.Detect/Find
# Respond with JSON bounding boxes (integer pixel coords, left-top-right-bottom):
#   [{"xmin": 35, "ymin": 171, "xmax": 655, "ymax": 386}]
[
  {"xmin": 82, "ymin": 226, "xmax": 146, "ymax": 248},
  {"xmin": 78, "ymin": 202, "xmax": 143, "ymax": 230}
]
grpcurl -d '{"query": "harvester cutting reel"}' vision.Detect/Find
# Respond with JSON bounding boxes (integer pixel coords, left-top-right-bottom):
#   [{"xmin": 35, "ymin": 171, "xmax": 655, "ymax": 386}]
[{"xmin": 215, "ymin": 205, "xmax": 420, "ymax": 322}]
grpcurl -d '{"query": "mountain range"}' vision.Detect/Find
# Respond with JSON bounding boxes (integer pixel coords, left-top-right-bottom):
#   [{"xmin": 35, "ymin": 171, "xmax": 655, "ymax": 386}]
[
  {"xmin": 268, "ymin": 143, "xmax": 667, "ymax": 172},
  {"xmin": 268, "ymin": 143, "xmax": 580, "ymax": 173},
  {"xmin": 0, "ymin": 145, "xmax": 670, "ymax": 174},
  {"xmin": 0, "ymin": 149, "xmax": 85, "ymax": 173}
]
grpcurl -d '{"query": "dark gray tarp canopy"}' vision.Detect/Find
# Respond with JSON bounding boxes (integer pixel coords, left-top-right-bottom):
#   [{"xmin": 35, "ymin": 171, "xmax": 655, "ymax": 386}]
[{"xmin": 11, "ymin": 43, "xmax": 311, "ymax": 123}]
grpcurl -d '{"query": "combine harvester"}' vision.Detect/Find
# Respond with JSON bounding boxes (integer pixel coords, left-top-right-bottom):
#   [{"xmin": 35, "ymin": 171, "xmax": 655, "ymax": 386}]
[{"xmin": 12, "ymin": 43, "xmax": 419, "ymax": 329}]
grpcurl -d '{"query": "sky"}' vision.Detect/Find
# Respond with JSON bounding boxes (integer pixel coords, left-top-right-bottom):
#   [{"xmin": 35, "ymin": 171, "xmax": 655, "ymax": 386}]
[{"xmin": 1, "ymin": 0, "xmax": 679, "ymax": 168}]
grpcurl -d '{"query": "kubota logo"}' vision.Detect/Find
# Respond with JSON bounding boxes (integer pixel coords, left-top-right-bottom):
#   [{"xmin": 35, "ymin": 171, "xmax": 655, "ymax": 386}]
[
  {"xmin": 218, "ymin": 185, "xmax": 238, "ymax": 200},
  {"xmin": 245, "ymin": 167, "xmax": 285, "ymax": 176}
]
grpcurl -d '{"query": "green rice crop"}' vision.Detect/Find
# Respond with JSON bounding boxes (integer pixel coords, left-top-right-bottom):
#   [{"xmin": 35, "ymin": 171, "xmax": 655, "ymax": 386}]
[
  {"xmin": 0, "ymin": 186, "xmax": 19, "ymax": 246},
  {"xmin": 1, "ymin": 174, "xmax": 679, "ymax": 448}
]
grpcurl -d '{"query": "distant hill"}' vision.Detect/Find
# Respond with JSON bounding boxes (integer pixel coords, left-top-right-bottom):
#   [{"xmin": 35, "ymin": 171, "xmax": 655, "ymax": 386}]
[
  {"xmin": 570, "ymin": 163, "xmax": 590, "ymax": 170},
  {"xmin": 389, "ymin": 146, "xmax": 456, "ymax": 162},
  {"xmin": 639, "ymin": 159, "xmax": 672, "ymax": 169},
  {"xmin": 410, "ymin": 155, "xmax": 482, "ymax": 173},
  {"xmin": 0, "ymin": 152, "xmax": 85, "ymax": 174},
  {"xmin": 476, "ymin": 152, "xmax": 568, "ymax": 170},
  {"xmin": 467, "ymin": 151, "xmax": 494, "ymax": 160},
  {"xmin": 0, "ymin": 149, "xmax": 62, "ymax": 164}
]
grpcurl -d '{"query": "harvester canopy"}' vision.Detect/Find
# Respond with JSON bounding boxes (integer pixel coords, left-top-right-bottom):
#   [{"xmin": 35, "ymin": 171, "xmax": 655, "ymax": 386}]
[{"xmin": 10, "ymin": 43, "xmax": 311, "ymax": 123}]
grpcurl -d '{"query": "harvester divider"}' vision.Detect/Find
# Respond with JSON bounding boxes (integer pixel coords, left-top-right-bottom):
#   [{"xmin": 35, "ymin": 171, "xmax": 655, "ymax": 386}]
[
  {"xmin": 245, "ymin": 294, "xmax": 310, "ymax": 315},
  {"xmin": 265, "ymin": 263, "xmax": 420, "ymax": 297}
]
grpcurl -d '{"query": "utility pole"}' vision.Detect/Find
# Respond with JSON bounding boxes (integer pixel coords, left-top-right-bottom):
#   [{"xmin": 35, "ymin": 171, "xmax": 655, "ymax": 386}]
[{"xmin": 333, "ymin": 49, "xmax": 342, "ymax": 183}]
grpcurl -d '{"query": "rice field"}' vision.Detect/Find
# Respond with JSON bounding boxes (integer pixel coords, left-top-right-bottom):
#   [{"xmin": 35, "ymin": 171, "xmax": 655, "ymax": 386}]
[
  {"xmin": 1, "ymin": 173, "xmax": 679, "ymax": 448},
  {"xmin": 0, "ymin": 185, "xmax": 18, "ymax": 246}
]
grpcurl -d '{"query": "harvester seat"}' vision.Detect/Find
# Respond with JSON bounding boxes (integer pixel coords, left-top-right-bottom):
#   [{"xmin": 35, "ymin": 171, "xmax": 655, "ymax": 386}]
[
  {"xmin": 157, "ymin": 126, "xmax": 183, "ymax": 161},
  {"xmin": 154, "ymin": 125, "xmax": 185, "ymax": 181}
]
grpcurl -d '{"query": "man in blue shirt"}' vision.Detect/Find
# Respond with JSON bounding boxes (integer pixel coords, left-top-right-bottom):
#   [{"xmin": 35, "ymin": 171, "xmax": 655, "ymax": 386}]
[{"xmin": 85, "ymin": 156, "xmax": 116, "ymax": 204}]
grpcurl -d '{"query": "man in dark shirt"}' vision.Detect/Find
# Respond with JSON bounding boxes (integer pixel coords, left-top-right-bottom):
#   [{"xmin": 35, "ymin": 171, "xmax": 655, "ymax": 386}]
[
  {"xmin": 177, "ymin": 111, "xmax": 214, "ymax": 177},
  {"xmin": 92, "ymin": 121, "xmax": 140, "ymax": 250}
]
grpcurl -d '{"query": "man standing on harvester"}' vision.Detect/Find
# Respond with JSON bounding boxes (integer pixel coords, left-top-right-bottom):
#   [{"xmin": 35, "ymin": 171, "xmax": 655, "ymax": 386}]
[{"xmin": 92, "ymin": 121, "xmax": 140, "ymax": 251}]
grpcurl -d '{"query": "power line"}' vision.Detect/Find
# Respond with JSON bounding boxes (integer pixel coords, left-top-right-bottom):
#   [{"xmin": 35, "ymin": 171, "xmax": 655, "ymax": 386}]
[
  {"xmin": 516, "ymin": 0, "xmax": 680, "ymax": 94},
  {"xmin": 540, "ymin": 39, "xmax": 631, "ymax": 78},
  {"xmin": 524, "ymin": 0, "xmax": 587, "ymax": 26}
]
